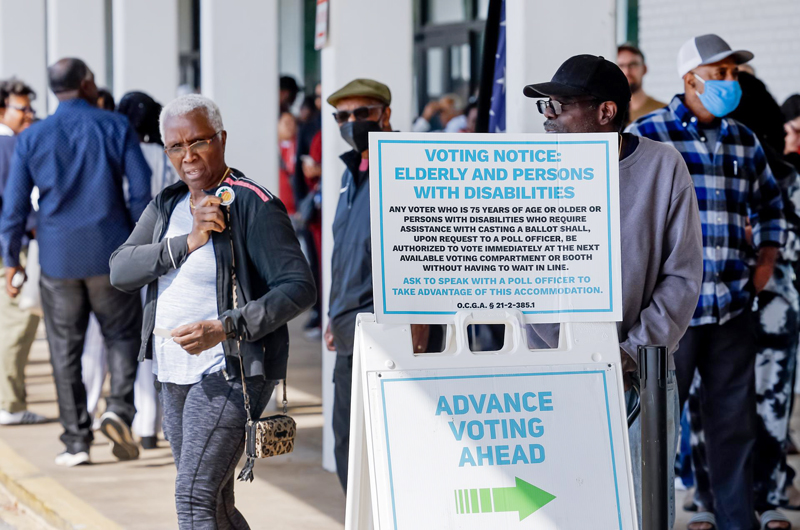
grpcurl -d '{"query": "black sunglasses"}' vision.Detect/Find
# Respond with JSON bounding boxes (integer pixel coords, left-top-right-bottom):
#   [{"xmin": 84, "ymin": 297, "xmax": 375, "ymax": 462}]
[
  {"xmin": 332, "ymin": 105, "xmax": 385, "ymax": 124},
  {"xmin": 536, "ymin": 98, "xmax": 599, "ymax": 116}
]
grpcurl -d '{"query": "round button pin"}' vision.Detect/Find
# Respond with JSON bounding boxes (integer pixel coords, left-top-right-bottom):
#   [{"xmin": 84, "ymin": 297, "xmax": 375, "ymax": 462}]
[{"xmin": 215, "ymin": 185, "xmax": 235, "ymax": 206}]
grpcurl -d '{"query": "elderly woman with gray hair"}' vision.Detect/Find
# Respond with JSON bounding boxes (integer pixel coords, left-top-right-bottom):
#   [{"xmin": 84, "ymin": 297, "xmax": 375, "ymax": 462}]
[{"xmin": 109, "ymin": 94, "xmax": 315, "ymax": 529}]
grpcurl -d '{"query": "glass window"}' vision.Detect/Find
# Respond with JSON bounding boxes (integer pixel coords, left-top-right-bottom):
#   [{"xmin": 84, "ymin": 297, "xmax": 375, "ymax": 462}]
[
  {"xmin": 477, "ymin": 0, "xmax": 490, "ymax": 19},
  {"xmin": 429, "ymin": 0, "xmax": 468, "ymax": 24},
  {"xmin": 427, "ymin": 47, "xmax": 444, "ymax": 97},
  {"xmin": 450, "ymin": 44, "xmax": 471, "ymax": 83},
  {"xmin": 178, "ymin": 0, "xmax": 201, "ymax": 90},
  {"xmin": 415, "ymin": 0, "xmax": 486, "ymax": 115}
]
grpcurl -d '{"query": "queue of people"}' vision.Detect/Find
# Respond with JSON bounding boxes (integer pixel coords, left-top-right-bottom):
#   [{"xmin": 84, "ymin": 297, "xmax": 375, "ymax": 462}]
[
  {"xmin": 1, "ymin": 29, "xmax": 800, "ymax": 530},
  {"xmin": 278, "ymin": 77, "xmax": 324, "ymax": 340},
  {"xmin": 0, "ymin": 57, "xmax": 315, "ymax": 529},
  {"xmin": 321, "ymin": 34, "xmax": 800, "ymax": 530}
]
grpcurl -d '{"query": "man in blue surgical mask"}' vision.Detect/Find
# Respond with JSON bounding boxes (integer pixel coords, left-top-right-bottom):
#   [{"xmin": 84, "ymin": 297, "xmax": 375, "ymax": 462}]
[{"xmin": 628, "ymin": 34, "xmax": 787, "ymax": 530}]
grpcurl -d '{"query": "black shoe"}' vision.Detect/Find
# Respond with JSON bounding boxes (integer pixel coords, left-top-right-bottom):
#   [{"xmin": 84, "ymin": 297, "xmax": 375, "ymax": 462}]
[
  {"xmin": 304, "ymin": 311, "xmax": 321, "ymax": 330},
  {"xmin": 140, "ymin": 436, "xmax": 158, "ymax": 450},
  {"xmin": 100, "ymin": 411, "xmax": 140, "ymax": 461},
  {"xmin": 788, "ymin": 435, "xmax": 799, "ymax": 455},
  {"xmin": 304, "ymin": 327, "xmax": 322, "ymax": 341}
]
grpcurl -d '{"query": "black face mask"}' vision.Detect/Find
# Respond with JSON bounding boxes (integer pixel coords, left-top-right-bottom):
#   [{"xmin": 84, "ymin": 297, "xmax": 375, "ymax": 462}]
[{"xmin": 340, "ymin": 120, "xmax": 382, "ymax": 153}]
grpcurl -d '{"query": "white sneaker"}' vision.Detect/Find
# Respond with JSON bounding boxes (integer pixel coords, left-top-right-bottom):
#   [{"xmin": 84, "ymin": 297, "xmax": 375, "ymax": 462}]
[
  {"xmin": 0, "ymin": 409, "xmax": 48, "ymax": 425},
  {"xmin": 54, "ymin": 451, "xmax": 90, "ymax": 467}
]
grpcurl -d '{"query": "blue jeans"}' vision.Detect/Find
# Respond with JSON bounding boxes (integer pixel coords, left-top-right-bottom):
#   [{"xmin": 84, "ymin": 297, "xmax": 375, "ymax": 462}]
[{"xmin": 627, "ymin": 370, "xmax": 679, "ymax": 529}]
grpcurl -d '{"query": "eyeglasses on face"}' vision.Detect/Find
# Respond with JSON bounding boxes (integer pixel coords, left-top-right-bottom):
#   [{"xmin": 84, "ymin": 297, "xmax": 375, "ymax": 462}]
[
  {"xmin": 536, "ymin": 98, "xmax": 598, "ymax": 116},
  {"xmin": 165, "ymin": 131, "xmax": 222, "ymax": 159},
  {"xmin": 8, "ymin": 104, "xmax": 34, "ymax": 114},
  {"xmin": 332, "ymin": 105, "xmax": 384, "ymax": 124}
]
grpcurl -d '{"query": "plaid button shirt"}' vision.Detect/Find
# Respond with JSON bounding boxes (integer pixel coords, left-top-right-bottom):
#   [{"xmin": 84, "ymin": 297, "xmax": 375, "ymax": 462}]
[{"xmin": 627, "ymin": 95, "xmax": 785, "ymax": 326}]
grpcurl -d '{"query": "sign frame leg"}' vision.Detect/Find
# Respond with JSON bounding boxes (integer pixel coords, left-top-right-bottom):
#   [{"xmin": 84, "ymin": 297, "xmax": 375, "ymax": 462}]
[{"xmin": 345, "ymin": 321, "xmax": 375, "ymax": 530}]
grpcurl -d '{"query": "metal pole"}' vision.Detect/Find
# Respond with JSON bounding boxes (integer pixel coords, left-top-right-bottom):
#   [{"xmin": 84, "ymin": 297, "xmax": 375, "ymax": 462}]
[{"xmin": 638, "ymin": 345, "xmax": 668, "ymax": 530}]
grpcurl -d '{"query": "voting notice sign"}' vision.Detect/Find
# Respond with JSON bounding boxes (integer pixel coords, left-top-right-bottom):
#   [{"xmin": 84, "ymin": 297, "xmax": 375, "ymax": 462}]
[
  {"xmin": 369, "ymin": 364, "xmax": 634, "ymax": 529},
  {"xmin": 369, "ymin": 132, "xmax": 622, "ymax": 324}
]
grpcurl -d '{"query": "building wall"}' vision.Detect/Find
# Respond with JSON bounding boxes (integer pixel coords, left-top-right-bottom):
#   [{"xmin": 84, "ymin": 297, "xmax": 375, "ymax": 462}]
[
  {"xmin": 0, "ymin": 0, "xmax": 47, "ymax": 115},
  {"xmin": 112, "ymin": 0, "xmax": 179, "ymax": 106},
  {"xmin": 506, "ymin": 0, "xmax": 617, "ymax": 133},
  {"xmin": 46, "ymin": 0, "xmax": 107, "ymax": 112},
  {"xmin": 279, "ymin": 0, "xmax": 304, "ymax": 87},
  {"xmin": 319, "ymin": 0, "xmax": 415, "ymax": 473},
  {"xmin": 200, "ymin": 0, "xmax": 278, "ymax": 190},
  {"xmin": 638, "ymin": 0, "xmax": 800, "ymax": 106}
]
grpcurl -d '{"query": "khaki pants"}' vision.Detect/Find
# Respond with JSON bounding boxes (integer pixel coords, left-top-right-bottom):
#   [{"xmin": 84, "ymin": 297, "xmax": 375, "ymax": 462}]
[{"xmin": 0, "ymin": 251, "xmax": 41, "ymax": 413}]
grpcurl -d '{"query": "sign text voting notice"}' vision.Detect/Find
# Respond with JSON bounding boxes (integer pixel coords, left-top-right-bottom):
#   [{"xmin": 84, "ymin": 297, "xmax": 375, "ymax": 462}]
[{"xmin": 370, "ymin": 133, "xmax": 622, "ymax": 324}]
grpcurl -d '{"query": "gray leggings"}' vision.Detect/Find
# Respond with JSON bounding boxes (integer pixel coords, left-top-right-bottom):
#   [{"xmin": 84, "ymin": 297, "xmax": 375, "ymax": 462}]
[{"xmin": 159, "ymin": 370, "xmax": 276, "ymax": 530}]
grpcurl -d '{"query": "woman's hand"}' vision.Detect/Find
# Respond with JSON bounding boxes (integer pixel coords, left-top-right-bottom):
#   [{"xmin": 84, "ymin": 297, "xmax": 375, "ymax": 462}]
[
  {"xmin": 172, "ymin": 320, "xmax": 226, "ymax": 355},
  {"xmin": 187, "ymin": 195, "xmax": 225, "ymax": 253}
]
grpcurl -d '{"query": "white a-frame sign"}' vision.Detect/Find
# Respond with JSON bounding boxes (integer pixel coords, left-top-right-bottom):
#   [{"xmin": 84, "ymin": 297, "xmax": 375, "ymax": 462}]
[{"xmin": 344, "ymin": 132, "xmax": 636, "ymax": 529}]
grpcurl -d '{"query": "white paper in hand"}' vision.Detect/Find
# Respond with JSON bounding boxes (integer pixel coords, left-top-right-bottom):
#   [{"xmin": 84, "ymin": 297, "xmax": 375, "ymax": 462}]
[
  {"xmin": 153, "ymin": 327, "xmax": 173, "ymax": 339},
  {"xmin": 18, "ymin": 240, "xmax": 42, "ymax": 316}
]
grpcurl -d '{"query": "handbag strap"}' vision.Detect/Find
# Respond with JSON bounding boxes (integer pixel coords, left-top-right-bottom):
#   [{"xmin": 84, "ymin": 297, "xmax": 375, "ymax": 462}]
[{"xmin": 225, "ymin": 206, "xmax": 288, "ymax": 425}]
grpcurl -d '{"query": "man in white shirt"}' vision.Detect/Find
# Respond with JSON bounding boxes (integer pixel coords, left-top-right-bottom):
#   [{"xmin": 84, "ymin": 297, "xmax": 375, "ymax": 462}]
[{"xmin": 0, "ymin": 79, "xmax": 45, "ymax": 425}]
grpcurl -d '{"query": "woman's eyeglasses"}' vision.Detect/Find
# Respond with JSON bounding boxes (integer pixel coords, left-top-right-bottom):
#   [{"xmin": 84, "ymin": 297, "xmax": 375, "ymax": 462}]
[
  {"xmin": 165, "ymin": 131, "xmax": 222, "ymax": 159},
  {"xmin": 332, "ymin": 105, "xmax": 384, "ymax": 125}
]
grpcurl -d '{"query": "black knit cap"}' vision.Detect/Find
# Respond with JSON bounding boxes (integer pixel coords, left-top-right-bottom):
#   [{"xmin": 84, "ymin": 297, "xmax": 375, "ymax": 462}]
[{"xmin": 782, "ymin": 94, "xmax": 800, "ymax": 123}]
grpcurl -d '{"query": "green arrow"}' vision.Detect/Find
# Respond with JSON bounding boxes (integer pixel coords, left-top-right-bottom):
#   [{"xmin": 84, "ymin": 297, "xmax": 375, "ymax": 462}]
[{"xmin": 455, "ymin": 477, "xmax": 555, "ymax": 521}]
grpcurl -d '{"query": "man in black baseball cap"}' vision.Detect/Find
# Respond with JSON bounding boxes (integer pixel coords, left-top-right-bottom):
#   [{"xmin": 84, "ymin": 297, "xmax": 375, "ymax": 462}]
[
  {"xmin": 523, "ymin": 54, "xmax": 631, "ymax": 134},
  {"xmin": 526, "ymin": 54, "xmax": 703, "ymax": 530}
]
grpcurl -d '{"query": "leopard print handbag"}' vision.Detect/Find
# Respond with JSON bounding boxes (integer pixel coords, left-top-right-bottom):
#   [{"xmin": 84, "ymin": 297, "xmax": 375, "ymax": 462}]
[
  {"xmin": 237, "ymin": 382, "xmax": 297, "ymax": 482},
  {"xmin": 225, "ymin": 211, "xmax": 297, "ymax": 483},
  {"xmin": 250, "ymin": 411, "xmax": 296, "ymax": 458},
  {"xmin": 237, "ymin": 380, "xmax": 297, "ymax": 482}
]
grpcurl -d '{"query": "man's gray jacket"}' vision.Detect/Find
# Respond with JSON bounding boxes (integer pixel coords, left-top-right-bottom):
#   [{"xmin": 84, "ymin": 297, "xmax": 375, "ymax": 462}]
[{"xmin": 530, "ymin": 136, "xmax": 704, "ymax": 369}]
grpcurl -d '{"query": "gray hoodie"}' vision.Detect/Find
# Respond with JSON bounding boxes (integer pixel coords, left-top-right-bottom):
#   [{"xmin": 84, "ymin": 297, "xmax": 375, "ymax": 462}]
[{"xmin": 529, "ymin": 136, "xmax": 704, "ymax": 369}]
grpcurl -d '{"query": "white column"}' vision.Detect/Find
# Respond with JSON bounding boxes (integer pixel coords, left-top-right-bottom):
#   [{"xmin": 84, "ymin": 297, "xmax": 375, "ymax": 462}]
[
  {"xmin": 278, "ymin": 0, "xmax": 304, "ymax": 85},
  {"xmin": 0, "ymin": 0, "xmax": 47, "ymax": 116},
  {"xmin": 200, "ymin": 0, "xmax": 278, "ymax": 191},
  {"xmin": 505, "ymin": 0, "xmax": 617, "ymax": 133},
  {"xmin": 46, "ymin": 0, "xmax": 106, "ymax": 113},
  {"xmin": 112, "ymin": 0, "xmax": 179, "ymax": 106},
  {"xmin": 319, "ymin": 0, "xmax": 414, "ymax": 473}
]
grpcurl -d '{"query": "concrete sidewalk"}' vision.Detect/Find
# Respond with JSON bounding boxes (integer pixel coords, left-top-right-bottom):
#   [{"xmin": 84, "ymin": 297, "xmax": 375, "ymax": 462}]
[
  {"xmin": 0, "ymin": 481, "xmax": 49, "ymax": 529},
  {"xmin": 0, "ymin": 317, "xmax": 344, "ymax": 530},
  {"xmin": 8, "ymin": 312, "xmax": 800, "ymax": 529}
]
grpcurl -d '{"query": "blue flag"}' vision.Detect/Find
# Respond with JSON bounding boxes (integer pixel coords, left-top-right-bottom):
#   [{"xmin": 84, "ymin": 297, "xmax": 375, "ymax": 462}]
[{"xmin": 488, "ymin": 0, "xmax": 506, "ymax": 133}]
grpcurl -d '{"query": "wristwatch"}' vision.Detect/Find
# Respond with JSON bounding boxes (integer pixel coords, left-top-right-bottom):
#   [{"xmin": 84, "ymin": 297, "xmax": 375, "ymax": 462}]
[{"xmin": 220, "ymin": 314, "xmax": 237, "ymax": 340}]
